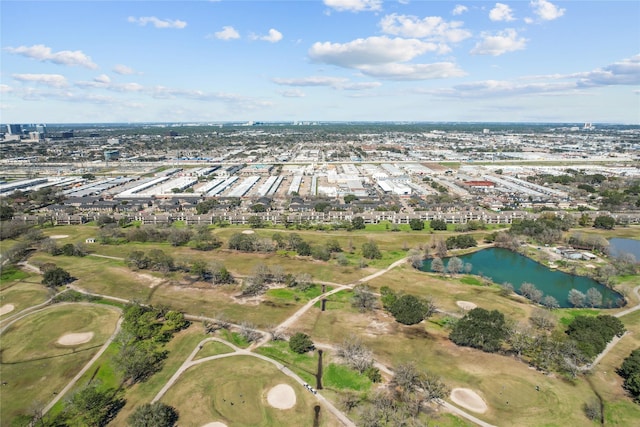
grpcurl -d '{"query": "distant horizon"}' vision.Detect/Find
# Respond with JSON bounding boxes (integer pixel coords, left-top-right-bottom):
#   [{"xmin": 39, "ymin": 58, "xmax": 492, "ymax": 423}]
[{"xmin": 3, "ymin": 120, "xmax": 639, "ymax": 128}]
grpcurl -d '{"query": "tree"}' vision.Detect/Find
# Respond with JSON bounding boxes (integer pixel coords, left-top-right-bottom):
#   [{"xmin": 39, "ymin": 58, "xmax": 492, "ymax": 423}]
[
  {"xmin": 593, "ymin": 215, "xmax": 615, "ymax": 230},
  {"xmin": 585, "ymin": 287, "xmax": 603, "ymax": 307},
  {"xmin": 0, "ymin": 204, "xmax": 15, "ymax": 221},
  {"xmin": 344, "ymin": 194, "xmax": 358, "ymax": 204},
  {"xmin": 541, "ymin": 295, "xmax": 559, "ymax": 310},
  {"xmin": 337, "ymin": 335, "xmax": 374, "ymax": 374},
  {"xmin": 618, "ymin": 348, "xmax": 640, "ymax": 401},
  {"xmin": 568, "ymin": 289, "xmax": 586, "ymax": 307},
  {"xmin": 167, "ymin": 228, "xmax": 192, "ymax": 246},
  {"xmin": 114, "ymin": 336, "xmax": 166, "ymax": 383},
  {"xmin": 289, "ymin": 332, "xmax": 314, "ymax": 354},
  {"xmin": 431, "ymin": 257, "xmax": 445, "ymax": 275},
  {"xmin": 65, "ymin": 383, "xmax": 124, "ymax": 426},
  {"xmin": 362, "ymin": 240, "xmax": 382, "ymax": 259},
  {"xmin": 435, "ymin": 238, "xmax": 448, "ymax": 258},
  {"xmin": 351, "ymin": 216, "xmax": 365, "ymax": 230},
  {"xmin": 128, "ymin": 402, "xmax": 179, "ymax": 427},
  {"xmin": 42, "ymin": 267, "xmax": 72, "ymax": 288},
  {"xmin": 449, "ymin": 308, "xmax": 509, "ymax": 353},
  {"xmin": 430, "ymin": 219, "xmax": 447, "ymax": 231},
  {"xmin": 247, "ymin": 215, "xmax": 264, "ymax": 228},
  {"xmin": 352, "ymin": 284, "xmax": 378, "ymax": 312},
  {"xmin": 446, "ymin": 256, "xmax": 463, "ymax": 275},
  {"xmin": 389, "ymin": 294, "xmax": 435, "ymax": 325},
  {"xmin": 409, "ymin": 218, "xmax": 424, "ymax": 231}
]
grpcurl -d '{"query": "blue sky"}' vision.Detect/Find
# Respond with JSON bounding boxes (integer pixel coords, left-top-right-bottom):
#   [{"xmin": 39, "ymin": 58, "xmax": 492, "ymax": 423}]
[{"xmin": 1, "ymin": 0, "xmax": 639, "ymax": 124}]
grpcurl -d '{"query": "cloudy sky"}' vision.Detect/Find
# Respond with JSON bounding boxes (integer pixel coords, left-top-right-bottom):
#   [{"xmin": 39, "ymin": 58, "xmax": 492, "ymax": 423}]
[{"xmin": 1, "ymin": 0, "xmax": 639, "ymax": 124}]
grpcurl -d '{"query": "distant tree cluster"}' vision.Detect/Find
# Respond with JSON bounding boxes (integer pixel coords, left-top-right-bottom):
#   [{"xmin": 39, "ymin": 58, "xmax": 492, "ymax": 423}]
[
  {"xmin": 429, "ymin": 219, "xmax": 447, "ymax": 231},
  {"xmin": 445, "ymin": 234, "xmax": 477, "ymax": 250},
  {"xmin": 509, "ymin": 213, "xmax": 573, "ymax": 244},
  {"xmin": 126, "ymin": 249, "xmax": 175, "ymax": 272}
]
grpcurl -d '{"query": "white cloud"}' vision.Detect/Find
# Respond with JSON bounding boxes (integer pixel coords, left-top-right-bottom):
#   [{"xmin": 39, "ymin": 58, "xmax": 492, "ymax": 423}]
[
  {"xmin": 252, "ymin": 28, "xmax": 283, "ymax": 43},
  {"xmin": 379, "ymin": 14, "xmax": 472, "ymax": 43},
  {"xmin": 574, "ymin": 55, "xmax": 640, "ymax": 86},
  {"xmin": 272, "ymin": 76, "xmax": 381, "ymax": 90},
  {"xmin": 452, "ymin": 5, "xmax": 468, "ymax": 15},
  {"xmin": 357, "ymin": 62, "xmax": 466, "ymax": 80},
  {"xmin": 127, "ymin": 16, "xmax": 187, "ymax": 29},
  {"xmin": 279, "ymin": 89, "xmax": 306, "ymax": 98},
  {"xmin": 213, "ymin": 26, "xmax": 240, "ymax": 40},
  {"xmin": 530, "ymin": 0, "xmax": 565, "ymax": 21},
  {"xmin": 323, "ymin": 0, "xmax": 382, "ymax": 12},
  {"xmin": 113, "ymin": 64, "xmax": 137, "ymax": 75},
  {"xmin": 427, "ymin": 55, "xmax": 640, "ymax": 100},
  {"xmin": 1, "ymin": 84, "xmax": 13, "ymax": 93},
  {"xmin": 12, "ymin": 73, "xmax": 68, "ymax": 88},
  {"xmin": 309, "ymin": 36, "xmax": 439, "ymax": 68},
  {"xmin": 470, "ymin": 29, "xmax": 527, "ymax": 56},
  {"xmin": 4, "ymin": 44, "xmax": 97, "ymax": 69},
  {"xmin": 94, "ymin": 74, "xmax": 111, "ymax": 84},
  {"xmin": 272, "ymin": 76, "xmax": 349, "ymax": 87},
  {"xmin": 489, "ymin": 3, "xmax": 516, "ymax": 22}
]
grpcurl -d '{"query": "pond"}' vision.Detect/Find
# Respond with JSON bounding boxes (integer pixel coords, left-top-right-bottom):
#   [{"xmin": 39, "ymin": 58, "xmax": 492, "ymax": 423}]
[
  {"xmin": 608, "ymin": 238, "xmax": 640, "ymax": 261},
  {"xmin": 420, "ymin": 248, "xmax": 624, "ymax": 308}
]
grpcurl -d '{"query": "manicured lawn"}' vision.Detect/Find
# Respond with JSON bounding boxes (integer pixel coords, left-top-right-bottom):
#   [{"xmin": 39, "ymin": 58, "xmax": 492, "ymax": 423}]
[
  {"xmin": 0, "ymin": 303, "xmax": 120, "ymax": 423},
  {"xmin": 323, "ymin": 363, "xmax": 371, "ymax": 391},
  {"xmin": 0, "ymin": 281, "xmax": 49, "ymax": 318},
  {"xmin": 194, "ymin": 340, "xmax": 235, "ymax": 359},
  {"xmin": 160, "ymin": 355, "xmax": 340, "ymax": 426}
]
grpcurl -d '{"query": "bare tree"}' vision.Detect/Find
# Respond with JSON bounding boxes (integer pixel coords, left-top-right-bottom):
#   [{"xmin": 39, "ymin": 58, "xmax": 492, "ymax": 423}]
[
  {"xmin": 351, "ymin": 284, "xmax": 378, "ymax": 312},
  {"xmin": 446, "ymin": 257, "xmax": 463, "ymax": 276},
  {"xmin": 337, "ymin": 335, "xmax": 374, "ymax": 373},
  {"xmin": 430, "ymin": 257, "xmax": 445, "ymax": 275},
  {"xmin": 239, "ymin": 321, "xmax": 262, "ymax": 343}
]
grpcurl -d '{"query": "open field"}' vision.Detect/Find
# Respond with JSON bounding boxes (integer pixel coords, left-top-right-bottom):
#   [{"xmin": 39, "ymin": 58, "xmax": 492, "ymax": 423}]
[
  {"xmin": 0, "ymin": 280, "xmax": 48, "ymax": 320},
  {"xmin": 3, "ymin": 223, "xmax": 639, "ymax": 426},
  {"xmin": 160, "ymin": 355, "xmax": 338, "ymax": 427},
  {"xmin": 0, "ymin": 303, "xmax": 120, "ymax": 422}
]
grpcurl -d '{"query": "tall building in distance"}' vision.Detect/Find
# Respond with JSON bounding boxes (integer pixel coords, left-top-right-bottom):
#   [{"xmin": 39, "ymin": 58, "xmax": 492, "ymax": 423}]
[{"xmin": 7, "ymin": 124, "xmax": 23, "ymax": 135}]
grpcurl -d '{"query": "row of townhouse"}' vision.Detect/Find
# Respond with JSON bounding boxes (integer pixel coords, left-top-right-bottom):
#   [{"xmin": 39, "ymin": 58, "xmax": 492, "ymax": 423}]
[{"xmin": 12, "ymin": 209, "xmax": 640, "ymax": 227}]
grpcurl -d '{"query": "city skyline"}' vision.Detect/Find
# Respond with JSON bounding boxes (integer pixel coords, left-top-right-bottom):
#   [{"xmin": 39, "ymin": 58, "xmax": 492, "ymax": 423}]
[{"xmin": 1, "ymin": 0, "xmax": 639, "ymax": 124}]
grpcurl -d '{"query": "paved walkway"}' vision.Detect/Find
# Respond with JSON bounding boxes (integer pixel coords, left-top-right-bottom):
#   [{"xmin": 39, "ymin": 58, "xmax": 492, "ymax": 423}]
[{"xmin": 152, "ymin": 337, "xmax": 356, "ymax": 427}]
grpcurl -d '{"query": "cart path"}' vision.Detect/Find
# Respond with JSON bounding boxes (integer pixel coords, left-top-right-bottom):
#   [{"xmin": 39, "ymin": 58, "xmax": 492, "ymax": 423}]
[{"xmin": 152, "ymin": 337, "xmax": 356, "ymax": 427}]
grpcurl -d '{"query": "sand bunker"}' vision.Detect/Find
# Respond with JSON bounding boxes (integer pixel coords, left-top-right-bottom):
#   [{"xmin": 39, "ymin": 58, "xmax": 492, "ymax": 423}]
[
  {"xmin": 49, "ymin": 235, "xmax": 69, "ymax": 239},
  {"xmin": 201, "ymin": 423, "xmax": 228, "ymax": 427},
  {"xmin": 267, "ymin": 384, "xmax": 296, "ymax": 409},
  {"xmin": 450, "ymin": 388, "xmax": 487, "ymax": 413},
  {"xmin": 457, "ymin": 301, "xmax": 477, "ymax": 310},
  {"xmin": 242, "ymin": 230, "xmax": 255, "ymax": 234},
  {"xmin": 57, "ymin": 332, "xmax": 94, "ymax": 346},
  {"xmin": 0, "ymin": 304, "xmax": 15, "ymax": 316}
]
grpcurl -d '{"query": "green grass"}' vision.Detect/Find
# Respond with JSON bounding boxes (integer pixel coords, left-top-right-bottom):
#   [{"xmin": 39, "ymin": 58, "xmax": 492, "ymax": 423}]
[
  {"xmin": 0, "ymin": 266, "xmax": 30, "ymax": 283},
  {"xmin": 323, "ymin": 363, "xmax": 371, "ymax": 391},
  {"xmin": 255, "ymin": 340, "xmax": 318, "ymax": 384},
  {"xmin": 194, "ymin": 340, "xmax": 235, "ymax": 359},
  {"xmin": 460, "ymin": 275, "xmax": 484, "ymax": 286},
  {"xmin": 558, "ymin": 308, "xmax": 601, "ymax": 326},
  {"xmin": 0, "ymin": 282, "xmax": 49, "ymax": 318},
  {"xmin": 0, "ymin": 304, "xmax": 120, "ymax": 423},
  {"xmin": 219, "ymin": 329, "xmax": 251, "ymax": 348},
  {"xmin": 159, "ymin": 355, "xmax": 338, "ymax": 426}
]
